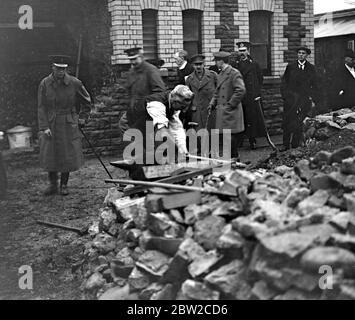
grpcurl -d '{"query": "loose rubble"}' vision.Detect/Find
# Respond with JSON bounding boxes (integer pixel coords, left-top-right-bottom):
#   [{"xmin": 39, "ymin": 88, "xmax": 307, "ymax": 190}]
[{"xmin": 81, "ymin": 146, "xmax": 355, "ymax": 300}]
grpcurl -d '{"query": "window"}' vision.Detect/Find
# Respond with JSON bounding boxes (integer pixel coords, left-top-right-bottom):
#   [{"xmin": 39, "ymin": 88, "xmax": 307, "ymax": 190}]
[
  {"xmin": 348, "ymin": 40, "xmax": 355, "ymax": 51},
  {"xmin": 183, "ymin": 10, "xmax": 202, "ymax": 56},
  {"xmin": 142, "ymin": 9, "xmax": 158, "ymax": 60},
  {"xmin": 249, "ymin": 10, "xmax": 272, "ymax": 75}
]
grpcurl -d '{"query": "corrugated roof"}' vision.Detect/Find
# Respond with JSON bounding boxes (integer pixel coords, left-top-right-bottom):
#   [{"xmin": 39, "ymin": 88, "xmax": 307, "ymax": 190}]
[{"xmin": 315, "ymin": 12, "xmax": 355, "ymax": 38}]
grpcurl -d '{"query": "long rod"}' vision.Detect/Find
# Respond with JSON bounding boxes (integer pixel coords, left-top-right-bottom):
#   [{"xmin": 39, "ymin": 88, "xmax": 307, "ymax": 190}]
[
  {"xmin": 79, "ymin": 126, "xmax": 115, "ymax": 181},
  {"xmin": 105, "ymin": 178, "xmax": 237, "ymax": 197},
  {"xmin": 76, "ymin": 34, "xmax": 83, "ymax": 78}
]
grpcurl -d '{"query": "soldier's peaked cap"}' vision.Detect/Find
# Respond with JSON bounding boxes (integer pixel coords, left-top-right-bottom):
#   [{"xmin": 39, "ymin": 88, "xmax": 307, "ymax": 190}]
[
  {"xmin": 49, "ymin": 55, "xmax": 71, "ymax": 68},
  {"xmin": 213, "ymin": 51, "xmax": 231, "ymax": 60},
  {"xmin": 236, "ymin": 41, "xmax": 251, "ymax": 50},
  {"xmin": 297, "ymin": 46, "xmax": 311, "ymax": 54},
  {"xmin": 191, "ymin": 54, "xmax": 205, "ymax": 63},
  {"xmin": 124, "ymin": 47, "xmax": 144, "ymax": 59}
]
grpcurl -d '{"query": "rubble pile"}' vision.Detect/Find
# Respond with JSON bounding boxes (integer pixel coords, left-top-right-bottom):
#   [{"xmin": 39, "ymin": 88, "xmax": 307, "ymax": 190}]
[{"xmin": 81, "ymin": 147, "xmax": 355, "ymax": 300}]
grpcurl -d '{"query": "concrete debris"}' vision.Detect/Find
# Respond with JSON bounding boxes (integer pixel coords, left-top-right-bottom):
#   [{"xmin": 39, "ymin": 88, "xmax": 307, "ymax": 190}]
[{"xmin": 82, "ymin": 145, "xmax": 355, "ymax": 300}]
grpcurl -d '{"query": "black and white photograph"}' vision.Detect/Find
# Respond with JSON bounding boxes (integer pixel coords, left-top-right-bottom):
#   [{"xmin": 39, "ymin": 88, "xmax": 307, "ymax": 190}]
[{"xmin": 1, "ymin": 0, "xmax": 355, "ymax": 304}]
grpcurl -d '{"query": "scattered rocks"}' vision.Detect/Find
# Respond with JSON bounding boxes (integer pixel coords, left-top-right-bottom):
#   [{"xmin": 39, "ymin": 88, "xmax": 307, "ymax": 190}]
[
  {"xmin": 194, "ymin": 215, "xmax": 226, "ymax": 250},
  {"xmin": 178, "ymin": 280, "xmax": 220, "ymax": 300}
]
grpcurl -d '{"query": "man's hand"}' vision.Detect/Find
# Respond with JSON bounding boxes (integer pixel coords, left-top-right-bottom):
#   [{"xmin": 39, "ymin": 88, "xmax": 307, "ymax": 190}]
[{"xmin": 44, "ymin": 128, "xmax": 52, "ymax": 137}]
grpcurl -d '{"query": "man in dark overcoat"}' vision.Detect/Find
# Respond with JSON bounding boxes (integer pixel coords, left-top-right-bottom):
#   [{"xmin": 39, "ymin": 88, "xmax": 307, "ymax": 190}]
[
  {"xmin": 208, "ymin": 51, "xmax": 246, "ymax": 159},
  {"xmin": 38, "ymin": 55, "xmax": 92, "ymax": 196},
  {"xmin": 281, "ymin": 46, "xmax": 320, "ymax": 150},
  {"xmin": 333, "ymin": 49, "xmax": 355, "ymax": 109},
  {"xmin": 236, "ymin": 42, "xmax": 265, "ymax": 149}
]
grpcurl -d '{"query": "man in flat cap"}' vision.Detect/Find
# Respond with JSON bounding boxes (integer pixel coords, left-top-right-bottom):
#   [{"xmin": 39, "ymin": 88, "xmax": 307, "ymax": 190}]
[
  {"xmin": 174, "ymin": 50, "xmax": 194, "ymax": 85},
  {"xmin": 236, "ymin": 41, "xmax": 265, "ymax": 150},
  {"xmin": 208, "ymin": 51, "xmax": 246, "ymax": 159},
  {"xmin": 38, "ymin": 55, "xmax": 92, "ymax": 195},
  {"xmin": 281, "ymin": 46, "xmax": 320, "ymax": 150},
  {"xmin": 119, "ymin": 47, "xmax": 166, "ymax": 142},
  {"xmin": 333, "ymin": 49, "xmax": 355, "ymax": 109}
]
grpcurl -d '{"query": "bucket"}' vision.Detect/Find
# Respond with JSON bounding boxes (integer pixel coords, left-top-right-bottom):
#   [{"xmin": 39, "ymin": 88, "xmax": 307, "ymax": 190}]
[{"xmin": 6, "ymin": 126, "xmax": 33, "ymax": 149}]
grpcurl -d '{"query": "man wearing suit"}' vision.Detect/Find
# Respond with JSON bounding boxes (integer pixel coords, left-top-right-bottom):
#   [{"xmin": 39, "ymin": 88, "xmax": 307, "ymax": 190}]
[
  {"xmin": 236, "ymin": 41, "xmax": 265, "ymax": 150},
  {"xmin": 281, "ymin": 46, "xmax": 320, "ymax": 150},
  {"xmin": 333, "ymin": 49, "xmax": 355, "ymax": 109},
  {"xmin": 208, "ymin": 51, "xmax": 246, "ymax": 159}
]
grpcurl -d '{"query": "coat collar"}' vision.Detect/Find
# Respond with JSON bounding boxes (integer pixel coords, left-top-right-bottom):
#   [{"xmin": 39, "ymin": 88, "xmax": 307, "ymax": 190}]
[
  {"xmin": 49, "ymin": 73, "xmax": 70, "ymax": 86},
  {"xmin": 189, "ymin": 69, "xmax": 214, "ymax": 90},
  {"xmin": 216, "ymin": 64, "xmax": 233, "ymax": 88}
]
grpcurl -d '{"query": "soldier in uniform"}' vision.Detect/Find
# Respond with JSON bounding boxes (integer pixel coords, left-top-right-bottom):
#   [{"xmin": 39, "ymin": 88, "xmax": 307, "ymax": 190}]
[
  {"xmin": 281, "ymin": 46, "xmax": 320, "ymax": 150},
  {"xmin": 208, "ymin": 51, "xmax": 246, "ymax": 159},
  {"xmin": 236, "ymin": 41, "xmax": 265, "ymax": 150},
  {"xmin": 38, "ymin": 55, "xmax": 92, "ymax": 195}
]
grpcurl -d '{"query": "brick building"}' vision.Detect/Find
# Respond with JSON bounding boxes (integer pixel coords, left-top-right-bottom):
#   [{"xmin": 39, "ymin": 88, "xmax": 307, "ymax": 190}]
[{"xmin": 0, "ymin": 0, "xmax": 315, "ymax": 155}]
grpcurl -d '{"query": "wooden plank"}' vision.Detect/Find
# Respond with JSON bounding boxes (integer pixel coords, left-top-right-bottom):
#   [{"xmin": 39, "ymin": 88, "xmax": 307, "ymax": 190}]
[
  {"xmin": 145, "ymin": 191, "xmax": 202, "ymax": 213},
  {"xmin": 123, "ymin": 166, "xmax": 213, "ymax": 197}
]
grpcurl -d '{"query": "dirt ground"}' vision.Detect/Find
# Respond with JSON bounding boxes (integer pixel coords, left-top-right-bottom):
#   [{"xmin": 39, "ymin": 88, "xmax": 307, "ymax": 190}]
[{"xmin": 0, "ymin": 147, "xmax": 273, "ymax": 300}]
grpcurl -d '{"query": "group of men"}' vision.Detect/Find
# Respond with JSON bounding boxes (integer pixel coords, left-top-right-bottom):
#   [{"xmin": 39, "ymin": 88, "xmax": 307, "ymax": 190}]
[{"xmin": 35, "ymin": 43, "xmax": 355, "ymax": 196}]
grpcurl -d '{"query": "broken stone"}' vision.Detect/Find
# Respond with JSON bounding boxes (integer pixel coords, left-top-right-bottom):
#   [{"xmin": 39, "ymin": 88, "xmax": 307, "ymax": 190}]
[
  {"xmin": 298, "ymin": 223, "xmax": 338, "ymax": 245},
  {"xmin": 126, "ymin": 228, "xmax": 142, "ymax": 245},
  {"xmin": 136, "ymin": 250, "xmax": 170, "ymax": 277},
  {"xmin": 329, "ymin": 146, "xmax": 355, "ymax": 164},
  {"xmin": 344, "ymin": 193, "xmax": 355, "ymax": 213},
  {"xmin": 178, "ymin": 238, "xmax": 206, "ymax": 261},
  {"xmin": 301, "ymin": 246, "xmax": 355, "ymax": 273},
  {"xmin": 138, "ymin": 230, "xmax": 155, "ymax": 251},
  {"xmin": 212, "ymin": 201, "xmax": 244, "ymax": 218},
  {"xmin": 148, "ymin": 212, "xmax": 184, "ymax": 238},
  {"xmin": 274, "ymin": 165, "xmax": 293, "ymax": 176},
  {"xmin": 251, "ymin": 280, "xmax": 279, "ymax": 300},
  {"xmin": 251, "ymin": 199, "xmax": 288, "ymax": 224},
  {"xmin": 220, "ymin": 170, "xmax": 256, "ymax": 195},
  {"xmin": 259, "ymin": 232, "xmax": 316, "ymax": 259},
  {"xmin": 92, "ymin": 233, "xmax": 117, "ymax": 254},
  {"xmin": 329, "ymin": 211, "xmax": 352, "ymax": 231},
  {"xmin": 194, "ymin": 215, "xmax": 226, "ymax": 250},
  {"xmin": 297, "ymin": 190, "xmax": 330, "ymax": 216},
  {"xmin": 88, "ymin": 221, "xmax": 100, "ymax": 237},
  {"xmin": 113, "ymin": 197, "xmax": 145, "ymax": 222},
  {"xmin": 139, "ymin": 283, "xmax": 164, "ymax": 300},
  {"xmin": 145, "ymin": 237, "xmax": 183, "ymax": 256},
  {"xmin": 204, "ymin": 260, "xmax": 252, "ymax": 300},
  {"xmin": 312, "ymin": 151, "xmax": 331, "ymax": 167},
  {"xmin": 85, "ymin": 272, "xmax": 106, "ymax": 292},
  {"xmin": 150, "ymin": 284, "xmax": 176, "ymax": 300},
  {"xmin": 127, "ymin": 267, "xmax": 150, "ymax": 292},
  {"xmin": 104, "ymin": 188, "xmax": 123, "ymax": 207},
  {"xmin": 328, "ymin": 233, "xmax": 355, "ymax": 253},
  {"xmin": 283, "ymin": 188, "xmax": 310, "ymax": 208},
  {"xmin": 111, "ymin": 262, "xmax": 134, "ymax": 279},
  {"xmin": 183, "ymin": 204, "xmax": 211, "ymax": 225},
  {"xmin": 188, "ymin": 250, "xmax": 221, "ymax": 278},
  {"xmin": 216, "ymin": 224, "xmax": 244, "ymax": 259},
  {"xmin": 161, "ymin": 252, "xmax": 190, "ymax": 284},
  {"xmin": 274, "ymin": 288, "xmax": 319, "ymax": 300},
  {"xmin": 99, "ymin": 207, "xmax": 117, "ymax": 232},
  {"xmin": 169, "ymin": 209, "xmax": 184, "ymax": 224},
  {"xmin": 179, "ymin": 280, "xmax": 220, "ymax": 300},
  {"xmin": 232, "ymin": 216, "xmax": 269, "ymax": 239},
  {"xmin": 294, "ymin": 159, "xmax": 314, "ymax": 181},
  {"xmin": 328, "ymin": 195, "xmax": 347, "ymax": 210},
  {"xmin": 310, "ymin": 174, "xmax": 341, "ymax": 192},
  {"xmin": 98, "ymin": 284, "xmax": 130, "ymax": 300},
  {"xmin": 341, "ymin": 157, "xmax": 355, "ymax": 175}
]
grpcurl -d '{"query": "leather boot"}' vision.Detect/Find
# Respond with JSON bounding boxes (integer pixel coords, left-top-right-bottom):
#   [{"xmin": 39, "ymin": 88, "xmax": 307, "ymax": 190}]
[
  {"xmin": 60, "ymin": 172, "xmax": 69, "ymax": 196},
  {"xmin": 43, "ymin": 172, "xmax": 58, "ymax": 196}
]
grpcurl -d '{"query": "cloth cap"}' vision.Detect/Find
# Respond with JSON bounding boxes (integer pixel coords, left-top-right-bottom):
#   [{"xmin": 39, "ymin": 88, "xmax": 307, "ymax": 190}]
[
  {"xmin": 49, "ymin": 55, "xmax": 71, "ymax": 68},
  {"xmin": 236, "ymin": 41, "xmax": 251, "ymax": 50},
  {"xmin": 124, "ymin": 47, "xmax": 144, "ymax": 59},
  {"xmin": 191, "ymin": 54, "xmax": 205, "ymax": 64},
  {"xmin": 297, "ymin": 46, "xmax": 311, "ymax": 55}
]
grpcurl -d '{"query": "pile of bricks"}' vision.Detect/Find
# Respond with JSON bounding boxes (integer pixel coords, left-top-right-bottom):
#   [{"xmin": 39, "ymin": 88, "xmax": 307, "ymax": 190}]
[{"xmin": 80, "ymin": 146, "xmax": 355, "ymax": 300}]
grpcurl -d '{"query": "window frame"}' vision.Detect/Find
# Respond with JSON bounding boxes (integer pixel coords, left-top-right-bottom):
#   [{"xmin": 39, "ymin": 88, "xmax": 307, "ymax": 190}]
[
  {"xmin": 142, "ymin": 9, "xmax": 158, "ymax": 61},
  {"xmin": 182, "ymin": 9, "xmax": 202, "ymax": 57},
  {"xmin": 249, "ymin": 10, "xmax": 272, "ymax": 76}
]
